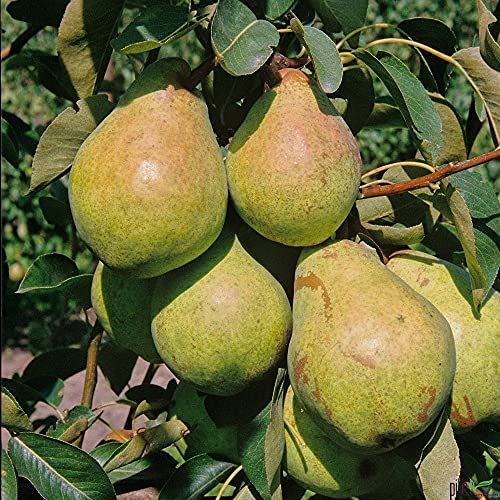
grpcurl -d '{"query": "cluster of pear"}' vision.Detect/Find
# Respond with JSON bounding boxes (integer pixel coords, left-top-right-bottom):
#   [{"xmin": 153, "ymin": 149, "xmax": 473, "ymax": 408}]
[{"xmin": 69, "ymin": 58, "xmax": 499, "ymax": 498}]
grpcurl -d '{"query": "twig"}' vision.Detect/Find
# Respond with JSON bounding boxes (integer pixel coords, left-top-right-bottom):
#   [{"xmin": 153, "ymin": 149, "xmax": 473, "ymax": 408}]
[
  {"xmin": 185, "ymin": 55, "xmax": 218, "ymax": 91},
  {"xmin": 1, "ymin": 26, "xmax": 43, "ymax": 61},
  {"xmin": 215, "ymin": 465, "xmax": 243, "ymax": 500},
  {"xmin": 336, "ymin": 23, "xmax": 392, "ymax": 50},
  {"xmin": 74, "ymin": 324, "xmax": 103, "ymax": 447},
  {"xmin": 361, "ymin": 161, "xmax": 436, "ymax": 180},
  {"xmin": 360, "ymin": 148, "xmax": 500, "ymax": 199}
]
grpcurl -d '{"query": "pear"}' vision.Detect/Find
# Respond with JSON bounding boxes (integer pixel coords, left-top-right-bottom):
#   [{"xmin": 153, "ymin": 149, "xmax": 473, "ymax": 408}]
[
  {"xmin": 91, "ymin": 262, "xmax": 161, "ymax": 363},
  {"xmin": 387, "ymin": 252, "xmax": 500, "ymax": 432},
  {"xmin": 288, "ymin": 239, "xmax": 456, "ymax": 454},
  {"xmin": 69, "ymin": 58, "xmax": 227, "ymax": 279},
  {"xmin": 169, "ymin": 382, "xmax": 239, "ymax": 462},
  {"xmin": 283, "ymin": 385, "xmax": 399, "ymax": 498},
  {"xmin": 151, "ymin": 229, "xmax": 292, "ymax": 396},
  {"xmin": 226, "ymin": 69, "xmax": 362, "ymax": 247}
]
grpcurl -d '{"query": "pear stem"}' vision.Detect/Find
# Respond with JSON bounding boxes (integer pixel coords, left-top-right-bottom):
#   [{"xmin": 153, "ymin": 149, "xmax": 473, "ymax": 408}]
[
  {"xmin": 74, "ymin": 324, "xmax": 103, "ymax": 447},
  {"xmin": 359, "ymin": 148, "xmax": 500, "ymax": 198},
  {"xmin": 284, "ymin": 418, "xmax": 305, "ymax": 447},
  {"xmin": 185, "ymin": 55, "xmax": 219, "ymax": 90}
]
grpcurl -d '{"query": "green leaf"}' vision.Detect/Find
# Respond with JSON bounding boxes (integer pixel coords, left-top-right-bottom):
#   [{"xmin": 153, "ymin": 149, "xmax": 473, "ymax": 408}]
[
  {"xmin": 1, "ymin": 387, "xmax": 33, "ymax": 432},
  {"xmin": 290, "ymin": 19, "xmax": 342, "ymax": 94},
  {"xmin": 28, "ymin": 95, "xmax": 113, "ymax": 195},
  {"xmin": 366, "ymin": 101, "xmax": 406, "ymax": 128},
  {"xmin": 111, "ymin": 5, "xmax": 190, "ymax": 54},
  {"xmin": 8, "ymin": 433, "xmax": 115, "ymax": 500},
  {"xmin": 453, "ymin": 47, "xmax": 500, "ymax": 146},
  {"xmin": 22, "ymin": 347, "xmax": 87, "ymax": 381},
  {"xmin": 428, "ymin": 94, "xmax": 467, "ymax": 164},
  {"xmin": 7, "ymin": 0, "xmax": 69, "ymax": 27},
  {"xmin": 89, "ymin": 443, "xmax": 122, "ymax": 467},
  {"xmin": 308, "ymin": 0, "xmax": 368, "ymax": 45},
  {"xmin": 17, "ymin": 253, "xmax": 92, "ymax": 309},
  {"xmin": 102, "ymin": 435, "xmax": 148, "ymax": 472},
  {"xmin": 238, "ymin": 369, "xmax": 286, "ymax": 500},
  {"xmin": 98, "ymin": 340, "xmax": 138, "ymax": 395},
  {"xmin": 264, "ymin": 0, "xmax": 295, "ymax": 20},
  {"xmin": 234, "ymin": 484, "xmax": 260, "ymax": 499},
  {"xmin": 159, "ymin": 454, "xmax": 235, "ymax": 500},
  {"xmin": 333, "ymin": 67, "xmax": 374, "ymax": 134},
  {"xmin": 397, "ymin": 17, "xmax": 457, "ymax": 94},
  {"xmin": 1, "ymin": 449, "xmax": 17, "ymax": 500},
  {"xmin": 39, "ymin": 197, "xmax": 73, "ymax": 227},
  {"xmin": 1, "ymin": 117, "xmax": 20, "ymax": 167},
  {"xmin": 446, "ymin": 170, "xmax": 500, "ymax": 308},
  {"xmin": 5, "ymin": 52, "xmax": 78, "ymax": 102},
  {"xmin": 107, "ymin": 453, "xmax": 176, "ymax": 485},
  {"xmin": 58, "ymin": 0, "xmax": 125, "ymax": 98},
  {"xmin": 47, "ymin": 406, "xmax": 95, "ymax": 442},
  {"xmin": 211, "ymin": 0, "xmax": 279, "ymax": 76},
  {"xmin": 477, "ymin": 0, "xmax": 500, "ymax": 71},
  {"xmin": 417, "ymin": 418, "xmax": 460, "ymax": 500},
  {"xmin": 354, "ymin": 49, "xmax": 443, "ymax": 164},
  {"xmin": 140, "ymin": 420, "xmax": 190, "ymax": 454}
]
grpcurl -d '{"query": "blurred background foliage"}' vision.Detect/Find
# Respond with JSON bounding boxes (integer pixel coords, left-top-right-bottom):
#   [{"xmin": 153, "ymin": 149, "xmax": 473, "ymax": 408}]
[{"xmin": 1, "ymin": 0, "xmax": 498, "ymax": 353}]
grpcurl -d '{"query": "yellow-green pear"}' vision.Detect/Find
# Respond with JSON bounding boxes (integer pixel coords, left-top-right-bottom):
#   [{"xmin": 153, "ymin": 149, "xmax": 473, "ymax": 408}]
[
  {"xmin": 91, "ymin": 262, "xmax": 161, "ymax": 363},
  {"xmin": 283, "ymin": 385, "xmax": 399, "ymax": 498},
  {"xmin": 226, "ymin": 69, "xmax": 362, "ymax": 247},
  {"xmin": 69, "ymin": 58, "xmax": 227, "ymax": 278},
  {"xmin": 169, "ymin": 382, "xmax": 239, "ymax": 463},
  {"xmin": 151, "ymin": 229, "xmax": 292, "ymax": 396},
  {"xmin": 387, "ymin": 251, "xmax": 500, "ymax": 432},
  {"xmin": 288, "ymin": 240, "xmax": 456, "ymax": 454}
]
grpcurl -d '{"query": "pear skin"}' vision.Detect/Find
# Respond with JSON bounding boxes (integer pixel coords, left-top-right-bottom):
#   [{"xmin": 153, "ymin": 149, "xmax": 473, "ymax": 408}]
[
  {"xmin": 151, "ymin": 230, "xmax": 292, "ymax": 396},
  {"xmin": 284, "ymin": 385, "xmax": 399, "ymax": 498},
  {"xmin": 387, "ymin": 251, "xmax": 500, "ymax": 432},
  {"xmin": 91, "ymin": 262, "xmax": 161, "ymax": 363},
  {"xmin": 288, "ymin": 240, "xmax": 456, "ymax": 454},
  {"xmin": 69, "ymin": 58, "xmax": 227, "ymax": 278},
  {"xmin": 227, "ymin": 69, "xmax": 361, "ymax": 247}
]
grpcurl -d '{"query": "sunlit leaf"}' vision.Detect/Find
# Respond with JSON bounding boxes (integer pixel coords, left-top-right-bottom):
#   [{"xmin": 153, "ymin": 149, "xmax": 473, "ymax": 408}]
[
  {"xmin": 290, "ymin": 18, "xmax": 342, "ymax": 94},
  {"xmin": 1, "ymin": 387, "xmax": 33, "ymax": 433},
  {"xmin": 28, "ymin": 95, "xmax": 113, "ymax": 195},
  {"xmin": 58, "ymin": 0, "xmax": 125, "ymax": 98},
  {"xmin": 477, "ymin": 0, "xmax": 500, "ymax": 71},
  {"xmin": 211, "ymin": 0, "xmax": 279, "ymax": 76},
  {"xmin": 355, "ymin": 49, "xmax": 443, "ymax": 164}
]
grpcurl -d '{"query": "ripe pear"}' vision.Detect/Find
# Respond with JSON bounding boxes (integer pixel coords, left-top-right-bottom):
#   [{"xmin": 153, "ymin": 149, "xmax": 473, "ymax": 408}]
[
  {"xmin": 387, "ymin": 252, "xmax": 500, "ymax": 432},
  {"xmin": 169, "ymin": 382, "xmax": 239, "ymax": 463},
  {"xmin": 69, "ymin": 58, "xmax": 227, "ymax": 278},
  {"xmin": 91, "ymin": 262, "xmax": 161, "ymax": 364},
  {"xmin": 283, "ymin": 385, "xmax": 399, "ymax": 498},
  {"xmin": 288, "ymin": 240, "xmax": 456, "ymax": 454},
  {"xmin": 151, "ymin": 229, "xmax": 292, "ymax": 396},
  {"xmin": 226, "ymin": 69, "xmax": 362, "ymax": 247}
]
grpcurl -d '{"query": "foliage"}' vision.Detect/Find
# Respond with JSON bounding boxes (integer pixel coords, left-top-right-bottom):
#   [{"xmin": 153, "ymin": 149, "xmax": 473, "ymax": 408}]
[{"xmin": 1, "ymin": 0, "xmax": 500, "ymax": 499}]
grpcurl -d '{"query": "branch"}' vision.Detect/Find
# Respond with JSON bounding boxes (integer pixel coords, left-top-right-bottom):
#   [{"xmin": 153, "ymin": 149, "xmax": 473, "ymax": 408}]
[
  {"xmin": 75, "ymin": 324, "xmax": 103, "ymax": 447},
  {"xmin": 359, "ymin": 148, "xmax": 500, "ymax": 199},
  {"xmin": 185, "ymin": 55, "xmax": 218, "ymax": 91},
  {"xmin": 1, "ymin": 26, "xmax": 43, "ymax": 61}
]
